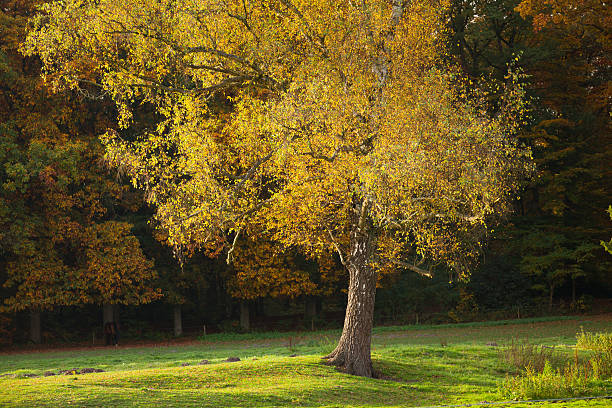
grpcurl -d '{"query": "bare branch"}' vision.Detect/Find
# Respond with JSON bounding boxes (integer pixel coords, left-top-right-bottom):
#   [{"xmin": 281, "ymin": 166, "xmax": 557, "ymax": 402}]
[
  {"xmin": 185, "ymin": 64, "xmax": 243, "ymax": 76},
  {"xmin": 182, "ymin": 134, "xmax": 294, "ymax": 223},
  {"xmin": 301, "ymin": 144, "xmax": 352, "ymax": 162},
  {"xmin": 278, "ymin": 0, "xmax": 329, "ymax": 57},
  {"xmin": 185, "ymin": 46, "xmax": 263, "ymax": 74},
  {"xmin": 326, "ymin": 228, "xmax": 346, "ymax": 266},
  {"xmin": 226, "ymin": 226, "xmax": 242, "ymax": 264},
  {"xmin": 392, "ymin": 259, "xmax": 433, "ymax": 278}
]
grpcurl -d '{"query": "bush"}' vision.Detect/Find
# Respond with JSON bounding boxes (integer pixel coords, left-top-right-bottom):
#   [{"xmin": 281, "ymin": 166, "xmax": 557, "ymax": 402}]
[
  {"xmin": 500, "ymin": 340, "xmax": 558, "ymax": 373},
  {"xmin": 0, "ymin": 314, "xmax": 14, "ymax": 346},
  {"xmin": 576, "ymin": 330, "xmax": 612, "ymax": 353},
  {"xmin": 576, "ymin": 329, "xmax": 612, "ymax": 378},
  {"xmin": 570, "ymin": 295, "xmax": 593, "ymax": 313},
  {"xmin": 448, "ymin": 288, "xmax": 480, "ymax": 323},
  {"xmin": 500, "ymin": 360, "xmax": 595, "ymax": 400},
  {"xmin": 218, "ymin": 319, "xmax": 246, "ymax": 334},
  {"xmin": 500, "ymin": 330, "xmax": 612, "ymax": 400}
]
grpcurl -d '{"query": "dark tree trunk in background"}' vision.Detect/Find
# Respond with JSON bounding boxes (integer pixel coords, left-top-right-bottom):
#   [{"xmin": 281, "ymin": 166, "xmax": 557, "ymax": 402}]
[
  {"xmin": 29, "ymin": 310, "xmax": 41, "ymax": 344},
  {"xmin": 305, "ymin": 297, "xmax": 317, "ymax": 318},
  {"xmin": 173, "ymin": 305, "xmax": 183, "ymax": 337},
  {"xmin": 324, "ymin": 207, "xmax": 377, "ymax": 377},
  {"xmin": 103, "ymin": 303, "xmax": 120, "ymax": 345},
  {"xmin": 240, "ymin": 301, "xmax": 250, "ymax": 331},
  {"xmin": 103, "ymin": 303, "xmax": 114, "ymax": 325},
  {"xmin": 305, "ymin": 297, "xmax": 318, "ymax": 330},
  {"xmin": 549, "ymin": 284, "xmax": 554, "ymax": 312}
]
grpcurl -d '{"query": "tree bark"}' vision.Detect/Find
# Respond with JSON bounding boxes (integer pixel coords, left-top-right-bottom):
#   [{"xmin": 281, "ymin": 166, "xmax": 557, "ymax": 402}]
[
  {"xmin": 173, "ymin": 304, "xmax": 183, "ymax": 337},
  {"xmin": 103, "ymin": 303, "xmax": 114, "ymax": 325},
  {"xmin": 29, "ymin": 310, "xmax": 41, "ymax": 344},
  {"xmin": 323, "ymin": 0, "xmax": 404, "ymax": 377},
  {"xmin": 324, "ymin": 218, "xmax": 377, "ymax": 377},
  {"xmin": 305, "ymin": 296, "xmax": 318, "ymax": 330},
  {"xmin": 549, "ymin": 284, "xmax": 554, "ymax": 312},
  {"xmin": 240, "ymin": 301, "xmax": 250, "ymax": 331},
  {"xmin": 305, "ymin": 297, "xmax": 317, "ymax": 319}
]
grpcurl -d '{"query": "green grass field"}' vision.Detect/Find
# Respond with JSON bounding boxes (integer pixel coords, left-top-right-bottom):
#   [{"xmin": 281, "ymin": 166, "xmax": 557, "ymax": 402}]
[{"xmin": 1, "ymin": 315, "xmax": 610, "ymax": 407}]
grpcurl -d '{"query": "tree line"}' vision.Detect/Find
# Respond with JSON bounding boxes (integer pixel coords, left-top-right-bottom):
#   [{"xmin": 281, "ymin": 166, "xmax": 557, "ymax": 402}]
[{"xmin": 0, "ymin": 0, "xmax": 610, "ymax": 377}]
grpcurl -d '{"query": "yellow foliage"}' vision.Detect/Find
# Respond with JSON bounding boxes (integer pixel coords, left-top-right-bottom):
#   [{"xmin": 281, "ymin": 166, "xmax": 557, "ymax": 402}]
[{"xmin": 23, "ymin": 0, "xmax": 532, "ymax": 284}]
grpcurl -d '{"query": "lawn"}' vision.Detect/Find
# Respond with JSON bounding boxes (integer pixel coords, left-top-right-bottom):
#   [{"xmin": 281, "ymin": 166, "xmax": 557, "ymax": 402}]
[{"xmin": 1, "ymin": 315, "xmax": 610, "ymax": 407}]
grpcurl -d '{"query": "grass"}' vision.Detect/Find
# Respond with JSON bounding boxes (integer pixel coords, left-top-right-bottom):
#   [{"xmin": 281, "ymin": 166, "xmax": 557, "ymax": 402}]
[{"xmin": 0, "ymin": 314, "xmax": 610, "ymax": 407}]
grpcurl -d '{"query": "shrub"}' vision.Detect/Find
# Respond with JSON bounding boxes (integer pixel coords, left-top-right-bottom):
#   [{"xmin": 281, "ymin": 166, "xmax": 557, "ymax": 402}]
[
  {"xmin": 576, "ymin": 330, "xmax": 612, "ymax": 353},
  {"xmin": 448, "ymin": 288, "xmax": 479, "ymax": 323},
  {"xmin": 500, "ymin": 360, "xmax": 594, "ymax": 400},
  {"xmin": 218, "ymin": 319, "xmax": 246, "ymax": 334},
  {"xmin": 0, "ymin": 314, "xmax": 14, "ymax": 346},
  {"xmin": 576, "ymin": 329, "xmax": 612, "ymax": 378},
  {"xmin": 500, "ymin": 331, "xmax": 612, "ymax": 400},
  {"xmin": 500, "ymin": 339, "xmax": 557, "ymax": 373}
]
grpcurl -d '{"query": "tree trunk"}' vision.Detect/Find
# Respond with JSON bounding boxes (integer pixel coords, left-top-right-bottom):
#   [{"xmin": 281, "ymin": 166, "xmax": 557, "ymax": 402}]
[
  {"xmin": 103, "ymin": 303, "xmax": 114, "ymax": 325},
  {"xmin": 324, "ymin": 222, "xmax": 377, "ymax": 377},
  {"xmin": 305, "ymin": 297, "xmax": 318, "ymax": 330},
  {"xmin": 305, "ymin": 297, "xmax": 317, "ymax": 318},
  {"xmin": 240, "ymin": 301, "xmax": 250, "ymax": 331},
  {"xmin": 173, "ymin": 305, "xmax": 183, "ymax": 337},
  {"xmin": 103, "ymin": 303, "xmax": 113, "ymax": 346},
  {"xmin": 29, "ymin": 310, "xmax": 41, "ymax": 344},
  {"xmin": 549, "ymin": 284, "xmax": 554, "ymax": 312}
]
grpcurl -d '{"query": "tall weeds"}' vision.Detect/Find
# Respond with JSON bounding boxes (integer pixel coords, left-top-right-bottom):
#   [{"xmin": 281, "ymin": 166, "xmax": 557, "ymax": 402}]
[
  {"xmin": 576, "ymin": 329, "xmax": 612, "ymax": 379},
  {"xmin": 499, "ymin": 331, "xmax": 612, "ymax": 400},
  {"xmin": 500, "ymin": 339, "xmax": 557, "ymax": 372}
]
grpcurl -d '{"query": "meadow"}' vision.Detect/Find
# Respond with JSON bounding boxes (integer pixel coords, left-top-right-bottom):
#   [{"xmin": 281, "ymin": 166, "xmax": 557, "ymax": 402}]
[{"xmin": 1, "ymin": 315, "xmax": 610, "ymax": 407}]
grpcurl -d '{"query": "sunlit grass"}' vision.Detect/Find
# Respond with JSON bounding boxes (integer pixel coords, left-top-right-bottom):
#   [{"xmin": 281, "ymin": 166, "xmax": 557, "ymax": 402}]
[{"xmin": 1, "ymin": 315, "xmax": 610, "ymax": 407}]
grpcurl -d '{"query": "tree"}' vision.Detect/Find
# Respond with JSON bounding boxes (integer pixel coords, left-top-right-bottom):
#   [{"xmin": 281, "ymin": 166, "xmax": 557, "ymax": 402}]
[
  {"xmin": 450, "ymin": 0, "xmax": 612, "ymax": 307},
  {"xmin": 1, "ymin": 0, "xmax": 160, "ymax": 342},
  {"xmin": 230, "ymin": 236, "xmax": 318, "ymax": 330},
  {"xmin": 230, "ymin": 238, "xmax": 317, "ymax": 301},
  {"xmin": 25, "ymin": 0, "xmax": 531, "ymax": 375},
  {"xmin": 514, "ymin": 0, "xmax": 611, "ymax": 307}
]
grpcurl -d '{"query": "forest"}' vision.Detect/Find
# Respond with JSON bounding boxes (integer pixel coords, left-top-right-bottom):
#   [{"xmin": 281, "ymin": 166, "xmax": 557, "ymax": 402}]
[{"xmin": 0, "ymin": 0, "xmax": 610, "ymax": 373}]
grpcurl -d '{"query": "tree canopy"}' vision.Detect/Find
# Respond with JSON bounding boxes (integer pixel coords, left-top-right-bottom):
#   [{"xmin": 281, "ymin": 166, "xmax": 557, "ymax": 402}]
[
  {"xmin": 449, "ymin": 0, "xmax": 611, "ymax": 307},
  {"xmin": 1, "ymin": 0, "xmax": 160, "ymax": 315},
  {"xmin": 24, "ymin": 0, "xmax": 532, "ymax": 375}
]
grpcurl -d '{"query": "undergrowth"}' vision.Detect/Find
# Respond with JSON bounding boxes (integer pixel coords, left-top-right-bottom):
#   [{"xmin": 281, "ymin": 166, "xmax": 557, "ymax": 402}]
[
  {"xmin": 499, "ymin": 330, "xmax": 612, "ymax": 400},
  {"xmin": 500, "ymin": 339, "xmax": 557, "ymax": 372},
  {"xmin": 576, "ymin": 330, "xmax": 612, "ymax": 353},
  {"xmin": 576, "ymin": 330, "xmax": 612, "ymax": 378}
]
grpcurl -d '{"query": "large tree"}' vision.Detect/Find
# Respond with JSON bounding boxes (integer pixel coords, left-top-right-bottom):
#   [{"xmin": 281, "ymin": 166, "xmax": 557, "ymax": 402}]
[
  {"xmin": 1, "ymin": 0, "xmax": 160, "ymax": 343},
  {"xmin": 25, "ymin": 0, "xmax": 531, "ymax": 375}
]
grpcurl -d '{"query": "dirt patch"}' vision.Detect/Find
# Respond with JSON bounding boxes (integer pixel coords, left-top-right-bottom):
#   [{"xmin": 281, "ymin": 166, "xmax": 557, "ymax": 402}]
[
  {"xmin": 21, "ymin": 373, "xmax": 39, "ymax": 378},
  {"xmin": 58, "ymin": 368, "xmax": 104, "ymax": 375}
]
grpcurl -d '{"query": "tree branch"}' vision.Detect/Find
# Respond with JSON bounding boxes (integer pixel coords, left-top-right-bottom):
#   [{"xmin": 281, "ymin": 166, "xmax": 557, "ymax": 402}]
[
  {"xmin": 326, "ymin": 228, "xmax": 346, "ymax": 266},
  {"xmin": 226, "ymin": 226, "xmax": 242, "ymax": 264},
  {"xmin": 392, "ymin": 260, "xmax": 433, "ymax": 278}
]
